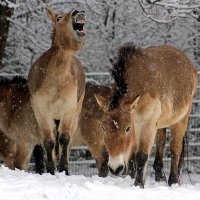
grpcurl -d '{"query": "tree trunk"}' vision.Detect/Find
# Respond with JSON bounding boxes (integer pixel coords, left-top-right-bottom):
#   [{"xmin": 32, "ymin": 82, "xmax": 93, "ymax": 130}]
[{"xmin": 0, "ymin": 3, "xmax": 14, "ymax": 68}]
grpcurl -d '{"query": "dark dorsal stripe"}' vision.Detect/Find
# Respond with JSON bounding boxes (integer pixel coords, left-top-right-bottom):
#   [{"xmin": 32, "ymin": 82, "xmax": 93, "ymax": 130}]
[{"xmin": 109, "ymin": 43, "xmax": 136, "ymax": 110}]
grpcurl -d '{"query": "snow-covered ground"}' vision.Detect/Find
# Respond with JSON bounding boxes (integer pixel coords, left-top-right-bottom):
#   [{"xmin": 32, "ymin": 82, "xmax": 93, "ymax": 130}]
[{"xmin": 0, "ymin": 166, "xmax": 200, "ymax": 200}]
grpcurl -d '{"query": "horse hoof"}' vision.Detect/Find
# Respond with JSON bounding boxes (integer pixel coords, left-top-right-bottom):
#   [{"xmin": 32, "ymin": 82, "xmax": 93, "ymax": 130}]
[
  {"xmin": 168, "ymin": 176, "xmax": 179, "ymax": 186},
  {"xmin": 58, "ymin": 165, "xmax": 69, "ymax": 175},
  {"xmin": 48, "ymin": 170, "xmax": 55, "ymax": 175},
  {"xmin": 155, "ymin": 171, "xmax": 166, "ymax": 182},
  {"xmin": 46, "ymin": 166, "xmax": 55, "ymax": 175},
  {"xmin": 134, "ymin": 179, "xmax": 144, "ymax": 188},
  {"xmin": 155, "ymin": 176, "xmax": 166, "ymax": 182},
  {"xmin": 129, "ymin": 170, "xmax": 135, "ymax": 179},
  {"xmin": 35, "ymin": 168, "xmax": 45, "ymax": 175}
]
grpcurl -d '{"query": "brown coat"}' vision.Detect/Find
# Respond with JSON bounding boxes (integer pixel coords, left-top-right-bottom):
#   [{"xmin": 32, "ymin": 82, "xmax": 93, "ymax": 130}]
[
  {"xmin": 0, "ymin": 78, "xmax": 42, "ymax": 170},
  {"xmin": 95, "ymin": 44, "xmax": 198, "ymax": 187},
  {"xmin": 28, "ymin": 8, "xmax": 86, "ymax": 174}
]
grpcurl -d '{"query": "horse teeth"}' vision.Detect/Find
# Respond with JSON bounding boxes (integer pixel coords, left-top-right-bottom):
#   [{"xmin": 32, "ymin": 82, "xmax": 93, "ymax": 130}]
[{"xmin": 75, "ymin": 21, "xmax": 85, "ymax": 24}]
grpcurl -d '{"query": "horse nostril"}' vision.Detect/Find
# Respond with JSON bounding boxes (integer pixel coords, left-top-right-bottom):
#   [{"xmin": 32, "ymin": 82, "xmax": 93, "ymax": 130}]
[
  {"xmin": 108, "ymin": 166, "xmax": 115, "ymax": 175},
  {"xmin": 109, "ymin": 165, "xmax": 124, "ymax": 175},
  {"xmin": 115, "ymin": 165, "xmax": 124, "ymax": 175}
]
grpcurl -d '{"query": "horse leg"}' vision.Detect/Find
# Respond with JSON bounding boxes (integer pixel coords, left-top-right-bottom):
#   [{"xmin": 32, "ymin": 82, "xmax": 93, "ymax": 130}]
[
  {"xmin": 15, "ymin": 145, "xmax": 34, "ymax": 171},
  {"xmin": 33, "ymin": 145, "xmax": 45, "ymax": 174},
  {"xmin": 31, "ymin": 100, "xmax": 56, "ymax": 174},
  {"xmin": 128, "ymin": 153, "xmax": 136, "ymax": 179},
  {"xmin": 43, "ymin": 129, "xmax": 56, "ymax": 175},
  {"xmin": 57, "ymin": 116, "xmax": 74, "ymax": 175},
  {"xmin": 35, "ymin": 118, "xmax": 55, "ymax": 175},
  {"xmin": 153, "ymin": 128, "xmax": 167, "ymax": 182},
  {"xmin": 168, "ymin": 111, "xmax": 190, "ymax": 186},
  {"xmin": 81, "ymin": 124, "xmax": 108, "ymax": 177},
  {"xmin": 95, "ymin": 146, "xmax": 109, "ymax": 177},
  {"xmin": 57, "ymin": 131, "xmax": 70, "ymax": 175},
  {"xmin": 4, "ymin": 145, "xmax": 16, "ymax": 170},
  {"xmin": 4, "ymin": 158, "xmax": 15, "ymax": 170},
  {"xmin": 134, "ymin": 126, "xmax": 157, "ymax": 188},
  {"xmin": 58, "ymin": 93, "xmax": 84, "ymax": 175}
]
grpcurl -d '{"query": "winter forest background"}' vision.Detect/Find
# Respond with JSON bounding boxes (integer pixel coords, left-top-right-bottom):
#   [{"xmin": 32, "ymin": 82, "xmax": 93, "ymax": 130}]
[
  {"xmin": 1, "ymin": 0, "xmax": 200, "ymax": 174},
  {"xmin": 1, "ymin": 0, "xmax": 200, "ymax": 74}
]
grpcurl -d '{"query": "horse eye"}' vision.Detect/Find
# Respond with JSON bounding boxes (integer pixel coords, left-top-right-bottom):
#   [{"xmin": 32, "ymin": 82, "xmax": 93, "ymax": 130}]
[
  {"xmin": 125, "ymin": 126, "xmax": 131, "ymax": 134},
  {"xmin": 56, "ymin": 16, "xmax": 62, "ymax": 22}
]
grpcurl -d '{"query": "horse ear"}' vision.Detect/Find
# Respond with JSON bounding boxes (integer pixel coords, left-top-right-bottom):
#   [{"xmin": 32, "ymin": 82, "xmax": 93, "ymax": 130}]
[
  {"xmin": 46, "ymin": 7, "xmax": 56, "ymax": 24},
  {"xmin": 94, "ymin": 94, "xmax": 108, "ymax": 112},
  {"xmin": 130, "ymin": 95, "xmax": 140, "ymax": 109}
]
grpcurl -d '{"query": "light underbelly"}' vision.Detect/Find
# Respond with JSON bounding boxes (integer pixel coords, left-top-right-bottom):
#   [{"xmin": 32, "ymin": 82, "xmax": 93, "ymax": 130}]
[
  {"xmin": 51, "ymin": 94, "xmax": 77, "ymax": 119},
  {"xmin": 34, "ymin": 89, "xmax": 77, "ymax": 120},
  {"xmin": 157, "ymin": 105, "xmax": 190, "ymax": 129}
]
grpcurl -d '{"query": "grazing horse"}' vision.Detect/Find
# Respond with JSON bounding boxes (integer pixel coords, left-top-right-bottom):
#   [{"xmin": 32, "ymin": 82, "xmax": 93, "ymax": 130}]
[
  {"xmin": 75, "ymin": 83, "xmax": 111, "ymax": 177},
  {"xmin": 74, "ymin": 83, "xmax": 167, "ymax": 180},
  {"xmin": 0, "ymin": 77, "xmax": 43, "ymax": 170},
  {"xmin": 28, "ymin": 7, "xmax": 86, "ymax": 175},
  {"xmin": 95, "ymin": 44, "xmax": 198, "ymax": 187}
]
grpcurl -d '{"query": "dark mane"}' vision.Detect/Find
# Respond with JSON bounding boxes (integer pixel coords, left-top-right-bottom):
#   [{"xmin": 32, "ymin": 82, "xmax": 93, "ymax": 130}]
[{"xmin": 109, "ymin": 43, "xmax": 136, "ymax": 110}]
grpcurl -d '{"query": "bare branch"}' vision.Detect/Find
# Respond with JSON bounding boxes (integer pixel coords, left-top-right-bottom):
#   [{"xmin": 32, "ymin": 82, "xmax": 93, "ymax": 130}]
[
  {"xmin": 84, "ymin": 0, "xmax": 102, "ymax": 15},
  {"xmin": 137, "ymin": 0, "xmax": 200, "ymax": 23},
  {"xmin": 137, "ymin": 0, "xmax": 178, "ymax": 23}
]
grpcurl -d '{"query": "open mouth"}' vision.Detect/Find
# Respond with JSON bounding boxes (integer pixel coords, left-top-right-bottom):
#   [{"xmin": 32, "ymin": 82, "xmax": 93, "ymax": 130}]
[{"xmin": 72, "ymin": 10, "xmax": 86, "ymax": 37}]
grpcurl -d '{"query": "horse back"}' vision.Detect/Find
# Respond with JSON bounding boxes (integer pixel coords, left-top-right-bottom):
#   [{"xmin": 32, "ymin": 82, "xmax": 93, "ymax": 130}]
[{"xmin": 125, "ymin": 45, "xmax": 198, "ymax": 112}]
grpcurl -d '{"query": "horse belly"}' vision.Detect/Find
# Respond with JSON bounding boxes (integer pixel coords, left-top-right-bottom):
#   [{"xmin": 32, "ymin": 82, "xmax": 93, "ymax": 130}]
[
  {"xmin": 157, "ymin": 103, "xmax": 190, "ymax": 129},
  {"xmin": 53, "ymin": 90, "xmax": 78, "ymax": 119}
]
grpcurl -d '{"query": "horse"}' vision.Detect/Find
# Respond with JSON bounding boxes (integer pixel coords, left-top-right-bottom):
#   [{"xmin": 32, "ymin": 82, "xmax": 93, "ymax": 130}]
[
  {"xmin": 95, "ymin": 44, "xmax": 198, "ymax": 187},
  {"xmin": 74, "ymin": 83, "xmax": 167, "ymax": 180},
  {"xmin": 74, "ymin": 83, "xmax": 110, "ymax": 177},
  {"xmin": 28, "ymin": 7, "xmax": 86, "ymax": 175},
  {"xmin": 0, "ymin": 77, "xmax": 43, "ymax": 171}
]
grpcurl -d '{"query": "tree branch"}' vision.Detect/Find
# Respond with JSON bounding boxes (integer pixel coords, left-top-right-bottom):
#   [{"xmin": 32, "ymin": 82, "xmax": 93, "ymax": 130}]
[{"xmin": 137, "ymin": 0, "xmax": 200, "ymax": 23}]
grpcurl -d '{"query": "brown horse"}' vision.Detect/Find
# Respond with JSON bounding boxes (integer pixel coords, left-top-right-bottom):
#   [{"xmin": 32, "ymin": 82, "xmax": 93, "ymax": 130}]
[
  {"xmin": 28, "ymin": 7, "xmax": 86, "ymax": 175},
  {"xmin": 74, "ymin": 83, "xmax": 167, "ymax": 180},
  {"xmin": 0, "ymin": 77, "xmax": 43, "ymax": 171},
  {"xmin": 95, "ymin": 44, "xmax": 198, "ymax": 187},
  {"xmin": 74, "ymin": 83, "xmax": 110, "ymax": 177}
]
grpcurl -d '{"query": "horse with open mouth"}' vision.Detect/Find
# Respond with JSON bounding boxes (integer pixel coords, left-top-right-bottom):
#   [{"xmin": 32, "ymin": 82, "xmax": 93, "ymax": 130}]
[
  {"xmin": 28, "ymin": 7, "xmax": 86, "ymax": 175},
  {"xmin": 95, "ymin": 43, "xmax": 198, "ymax": 187}
]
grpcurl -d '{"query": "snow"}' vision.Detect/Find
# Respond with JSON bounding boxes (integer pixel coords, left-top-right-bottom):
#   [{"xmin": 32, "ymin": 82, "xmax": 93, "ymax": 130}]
[
  {"xmin": 0, "ymin": 166, "xmax": 200, "ymax": 200},
  {"xmin": 0, "ymin": 0, "xmax": 18, "ymax": 8}
]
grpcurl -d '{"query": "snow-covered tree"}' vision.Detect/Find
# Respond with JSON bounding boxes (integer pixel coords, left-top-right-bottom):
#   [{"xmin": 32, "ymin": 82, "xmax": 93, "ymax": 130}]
[{"xmin": 1, "ymin": 0, "xmax": 200, "ymax": 74}]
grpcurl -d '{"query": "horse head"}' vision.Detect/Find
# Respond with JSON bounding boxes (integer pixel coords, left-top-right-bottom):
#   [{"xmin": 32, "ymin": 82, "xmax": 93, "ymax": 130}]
[
  {"xmin": 95, "ymin": 94, "xmax": 140, "ymax": 176},
  {"xmin": 46, "ymin": 7, "xmax": 86, "ymax": 51}
]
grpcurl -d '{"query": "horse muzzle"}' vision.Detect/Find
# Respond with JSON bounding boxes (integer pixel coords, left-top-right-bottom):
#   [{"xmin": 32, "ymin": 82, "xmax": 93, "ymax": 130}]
[
  {"xmin": 71, "ymin": 10, "xmax": 86, "ymax": 37},
  {"xmin": 108, "ymin": 165, "xmax": 127, "ymax": 176},
  {"xmin": 108, "ymin": 154, "xmax": 127, "ymax": 176}
]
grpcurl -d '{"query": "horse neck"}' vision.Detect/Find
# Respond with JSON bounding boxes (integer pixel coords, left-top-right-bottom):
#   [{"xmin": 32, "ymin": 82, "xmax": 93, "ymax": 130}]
[
  {"xmin": 47, "ymin": 45, "xmax": 74, "ymax": 78},
  {"xmin": 52, "ymin": 31, "xmax": 76, "ymax": 53},
  {"xmin": 50, "ymin": 42, "xmax": 74, "ymax": 60}
]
